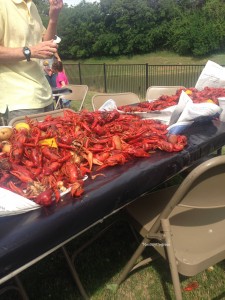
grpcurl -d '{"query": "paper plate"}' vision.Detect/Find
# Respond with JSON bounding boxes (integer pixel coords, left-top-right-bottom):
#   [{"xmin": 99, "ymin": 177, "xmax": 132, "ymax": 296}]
[{"xmin": 0, "ymin": 175, "xmax": 88, "ymax": 216}]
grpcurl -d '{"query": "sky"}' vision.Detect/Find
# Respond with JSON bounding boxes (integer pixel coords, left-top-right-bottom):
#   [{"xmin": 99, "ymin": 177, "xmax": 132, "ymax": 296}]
[{"xmin": 64, "ymin": 0, "xmax": 98, "ymax": 6}]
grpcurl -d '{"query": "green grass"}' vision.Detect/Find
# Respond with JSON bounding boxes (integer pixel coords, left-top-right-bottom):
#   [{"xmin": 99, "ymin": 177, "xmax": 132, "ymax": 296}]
[
  {"xmin": 64, "ymin": 50, "xmax": 225, "ymax": 99},
  {"xmin": 66, "ymin": 50, "xmax": 225, "ymax": 65}
]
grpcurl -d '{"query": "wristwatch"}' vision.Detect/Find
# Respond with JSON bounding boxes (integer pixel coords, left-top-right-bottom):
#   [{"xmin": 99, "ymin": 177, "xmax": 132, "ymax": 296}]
[{"xmin": 23, "ymin": 46, "xmax": 31, "ymax": 61}]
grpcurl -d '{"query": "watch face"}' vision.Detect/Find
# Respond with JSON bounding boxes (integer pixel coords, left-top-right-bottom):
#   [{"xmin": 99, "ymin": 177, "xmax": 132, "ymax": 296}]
[{"xmin": 23, "ymin": 47, "xmax": 31, "ymax": 61}]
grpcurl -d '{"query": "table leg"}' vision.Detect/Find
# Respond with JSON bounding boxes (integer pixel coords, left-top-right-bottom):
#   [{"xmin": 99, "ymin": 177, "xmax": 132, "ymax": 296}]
[
  {"xmin": 14, "ymin": 276, "xmax": 29, "ymax": 300},
  {"xmin": 61, "ymin": 246, "xmax": 89, "ymax": 300}
]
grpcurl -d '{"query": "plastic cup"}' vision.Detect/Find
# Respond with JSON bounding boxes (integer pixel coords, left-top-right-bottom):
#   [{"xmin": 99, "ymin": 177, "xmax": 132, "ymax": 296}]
[
  {"xmin": 53, "ymin": 35, "xmax": 61, "ymax": 44},
  {"xmin": 218, "ymin": 97, "xmax": 225, "ymax": 121},
  {"xmin": 218, "ymin": 97, "xmax": 225, "ymax": 108}
]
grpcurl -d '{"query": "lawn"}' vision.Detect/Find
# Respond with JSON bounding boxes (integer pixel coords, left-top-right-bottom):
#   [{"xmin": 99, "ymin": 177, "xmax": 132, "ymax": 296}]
[
  {"xmin": 64, "ymin": 50, "xmax": 225, "ymax": 99},
  {"xmin": 66, "ymin": 50, "xmax": 225, "ymax": 66}
]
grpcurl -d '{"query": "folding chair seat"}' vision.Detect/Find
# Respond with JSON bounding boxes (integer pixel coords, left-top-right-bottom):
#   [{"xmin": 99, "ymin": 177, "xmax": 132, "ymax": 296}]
[
  {"xmin": 55, "ymin": 84, "xmax": 88, "ymax": 111},
  {"xmin": 116, "ymin": 155, "xmax": 225, "ymax": 300},
  {"xmin": 146, "ymin": 86, "xmax": 185, "ymax": 101},
  {"xmin": 92, "ymin": 92, "xmax": 140, "ymax": 111}
]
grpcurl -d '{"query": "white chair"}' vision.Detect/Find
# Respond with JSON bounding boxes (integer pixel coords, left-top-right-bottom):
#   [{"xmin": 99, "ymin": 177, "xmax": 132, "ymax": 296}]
[
  {"xmin": 55, "ymin": 84, "xmax": 88, "ymax": 111},
  {"xmin": 92, "ymin": 92, "xmax": 140, "ymax": 111},
  {"xmin": 146, "ymin": 86, "xmax": 185, "ymax": 101}
]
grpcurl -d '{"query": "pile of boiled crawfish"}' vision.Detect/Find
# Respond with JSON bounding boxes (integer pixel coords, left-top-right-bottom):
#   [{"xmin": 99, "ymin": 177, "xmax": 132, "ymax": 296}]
[
  {"xmin": 118, "ymin": 86, "xmax": 225, "ymax": 112},
  {"xmin": 0, "ymin": 110, "xmax": 187, "ymax": 207}
]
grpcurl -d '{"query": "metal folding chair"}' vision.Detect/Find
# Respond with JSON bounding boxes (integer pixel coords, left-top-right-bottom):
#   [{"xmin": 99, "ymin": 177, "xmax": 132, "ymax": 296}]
[
  {"xmin": 92, "ymin": 92, "xmax": 140, "ymax": 111},
  {"xmin": 116, "ymin": 155, "xmax": 225, "ymax": 299},
  {"xmin": 146, "ymin": 86, "xmax": 185, "ymax": 101},
  {"xmin": 55, "ymin": 85, "xmax": 88, "ymax": 111}
]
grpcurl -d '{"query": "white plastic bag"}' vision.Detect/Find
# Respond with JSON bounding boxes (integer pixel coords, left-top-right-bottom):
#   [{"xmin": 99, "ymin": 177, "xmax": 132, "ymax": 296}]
[
  {"xmin": 195, "ymin": 60, "xmax": 225, "ymax": 90},
  {"xmin": 98, "ymin": 99, "xmax": 118, "ymax": 111},
  {"xmin": 168, "ymin": 91, "xmax": 222, "ymax": 134}
]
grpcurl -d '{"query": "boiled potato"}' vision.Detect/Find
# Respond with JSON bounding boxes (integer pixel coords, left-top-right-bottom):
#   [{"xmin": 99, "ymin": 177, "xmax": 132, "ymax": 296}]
[
  {"xmin": 0, "ymin": 126, "xmax": 13, "ymax": 141},
  {"xmin": 15, "ymin": 122, "xmax": 30, "ymax": 131},
  {"xmin": 2, "ymin": 142, "xmax": 11, "ymax": 153}
]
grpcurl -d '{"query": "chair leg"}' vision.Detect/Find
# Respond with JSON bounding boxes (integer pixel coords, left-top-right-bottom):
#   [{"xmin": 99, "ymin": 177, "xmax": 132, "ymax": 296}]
[
  {"xmin": 54, "ymin": 96, "xmax": 63, "ymax": 110},
  {"xmin": 161, "ymin": 219, "xmax": 182, "ymax": 300}
]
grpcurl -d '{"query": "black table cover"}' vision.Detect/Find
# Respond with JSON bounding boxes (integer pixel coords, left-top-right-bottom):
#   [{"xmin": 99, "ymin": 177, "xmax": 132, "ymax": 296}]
[{"xmin": 1, "ymin": 119, "xmax": 225, "ymax": 283}]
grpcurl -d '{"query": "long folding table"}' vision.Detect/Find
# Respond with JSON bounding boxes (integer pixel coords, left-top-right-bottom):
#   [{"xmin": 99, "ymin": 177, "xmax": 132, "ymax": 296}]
[{"xmin": 1, "ymin": 119, "xmax": 225, "ymax": 289}]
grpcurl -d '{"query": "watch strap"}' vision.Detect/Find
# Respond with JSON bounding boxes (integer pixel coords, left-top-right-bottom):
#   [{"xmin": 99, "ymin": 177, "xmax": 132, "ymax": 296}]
[{"xmin": 23, "ymin": 46, "xmax": 31, "ymax": 62}]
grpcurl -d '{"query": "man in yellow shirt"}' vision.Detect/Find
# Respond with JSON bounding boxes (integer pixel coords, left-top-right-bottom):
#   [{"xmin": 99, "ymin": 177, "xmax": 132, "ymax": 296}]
[{"xmin": 0, "ymin": 0, "xmax": 63, "ymax": 123}]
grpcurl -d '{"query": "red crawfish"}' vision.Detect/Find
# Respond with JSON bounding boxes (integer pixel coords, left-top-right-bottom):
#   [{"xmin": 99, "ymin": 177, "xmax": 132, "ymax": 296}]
[{"xmin": 35, "ymin": 188, "xmax": 60, "ymax": 206}]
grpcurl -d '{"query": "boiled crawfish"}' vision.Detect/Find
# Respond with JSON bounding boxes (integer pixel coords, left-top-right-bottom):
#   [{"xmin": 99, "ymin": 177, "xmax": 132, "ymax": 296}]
[{"xmin": 0, "ymin": 109, "xmax": 188, "ymax": 207}]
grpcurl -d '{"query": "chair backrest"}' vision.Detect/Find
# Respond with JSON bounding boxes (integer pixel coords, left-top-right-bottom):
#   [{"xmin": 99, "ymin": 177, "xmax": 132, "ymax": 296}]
[
  {"xmin": 146, "ymin": 86, "xmax": 185, "ymax": 101},
  {"xmin": 58, "ymin": 84, "xmax": 88, "ymax": 111},
  {"xmin": 149, "ymin": 155, "xmax": 225, "ymax": 240},
  {"xmin": 92, "ymin": 92, "xmax": 140, "ymax": 111},
  {"xmin": 158, "ymin": 155, "xmax": 225, "ymax": 283},
  {"xmin": 8, "ymin": 108, "xmax": 74, "ymax": 126}
]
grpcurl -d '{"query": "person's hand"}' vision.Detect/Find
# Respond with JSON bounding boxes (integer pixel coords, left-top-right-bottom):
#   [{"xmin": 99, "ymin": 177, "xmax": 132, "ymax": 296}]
[
  {"xmin": 48, "ymin": 69, "xmax": 53, "ymax": 76},
  {"xmin": 49, "ymin": 0, "xmax": 63, "ymax": 22},
  {"xmin": 30, "ymin": 40, "xmax": 58, "ymax": 59}
]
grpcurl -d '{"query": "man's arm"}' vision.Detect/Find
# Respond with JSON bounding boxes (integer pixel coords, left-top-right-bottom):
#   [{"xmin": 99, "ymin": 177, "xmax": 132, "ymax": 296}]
[
  {"xmin": 43, "ymin": 0, "xmax": 63, "ymax": 41},
  {"xmin": 0, "ymin": 41, "xmax": 58, "ymax": 63},
  {"xmin": 0, "ymin": 0, "xmax": 63, "ymax": 62}
]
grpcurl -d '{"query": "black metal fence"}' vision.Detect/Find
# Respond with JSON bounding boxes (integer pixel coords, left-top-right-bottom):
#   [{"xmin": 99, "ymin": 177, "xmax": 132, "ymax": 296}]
[{"xmin": 64, "ymin": 63, "xmax": 206, "ymax": 99}]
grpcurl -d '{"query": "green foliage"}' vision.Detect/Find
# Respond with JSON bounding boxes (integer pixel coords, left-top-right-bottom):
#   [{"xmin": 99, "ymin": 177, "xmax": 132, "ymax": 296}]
[
  {"xmin": 57, "ymin": 2, "xmax": 103, "ymax": 58},
  {"xmin": 93, "ymin": 33, "xmax": 120, "ymax": 56},
  {"xmin": 168, "ymin": 0, "xmax": 225, "ymax": 56},
  {"xmin": 35, "ymin": 0, "xmax": 225, "ymax": 59}
]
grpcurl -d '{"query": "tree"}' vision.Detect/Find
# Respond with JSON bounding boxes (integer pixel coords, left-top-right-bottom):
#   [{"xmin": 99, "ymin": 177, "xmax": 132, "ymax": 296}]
[
  {"xmin": 34, "ymin": 0, "xmax": 225, "ymax": 59},
  {"xmin": 168, "ymin": 0, "xmax": 225, "ymax": 56},
  {"xmin": 57, "ymin": 2, "xmax": 103, "ymax": 58}
]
